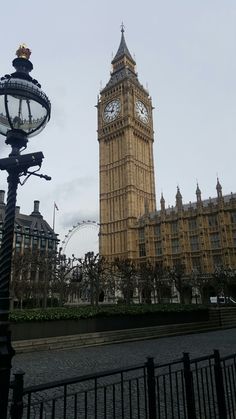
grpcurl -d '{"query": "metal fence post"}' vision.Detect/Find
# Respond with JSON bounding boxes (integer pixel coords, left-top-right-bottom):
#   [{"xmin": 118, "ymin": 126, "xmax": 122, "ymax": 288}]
[
  {"xmin": 213, "ymin": 349, "xmax": 227, "ymax": 418},
  {"xmin": 183, "ymin": 352, "xmax": 196, "ymax": 419},
  {"xmin": 10, "ymin": 370, "xmax": 25, "ymax": 419},
  {"xmin": 146, "ymin": 357, "xmax": 157, "ymax": 419}
]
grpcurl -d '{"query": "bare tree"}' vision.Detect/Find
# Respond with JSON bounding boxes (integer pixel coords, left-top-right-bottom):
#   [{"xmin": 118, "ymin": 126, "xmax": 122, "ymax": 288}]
[
  {"xmin": 190, "ymin": 270, "xmax": 213, "ymax": 304},
  {"xmin": 152, "ymin": 263, "xmax": 171, "ymax": 303},
  {"xmin": 113, "ymin": 258, "xmax": 137, "ymax": 305},
  {"xmin": 11, "ymin": 249, "xmax": 57, "ymax": 308},
  {"xmin": 77, "ymin": 252, "xmax": 107, "ymax": 306},
  {"xmin": 213, "ymin": 265, "xmax": 236, "ymax": 301},
  {"xmin": 167, "ymin": 263, "xmax": 190, "ymax": 304},
  {"xmin": 11, "ymin": 250, "xmax": 33, "ymax": 309},
  {"xmin": 50, "ymin": 251, "xmax": 76, "ymax": 306},
  {"xmin": 138, "ymin": 262, "xmax": 155, "ymax": 304}
]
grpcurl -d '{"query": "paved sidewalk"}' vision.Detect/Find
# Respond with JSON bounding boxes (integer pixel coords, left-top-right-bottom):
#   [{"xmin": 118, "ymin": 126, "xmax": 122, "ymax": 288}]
[{"xmin": 12, "ymin": 328, "xmax": 236, "ymax": 387}]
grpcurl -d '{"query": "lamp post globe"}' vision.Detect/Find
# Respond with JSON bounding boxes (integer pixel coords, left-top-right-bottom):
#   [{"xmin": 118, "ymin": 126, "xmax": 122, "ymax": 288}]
[
  {"xmin": 0, "ymin": 45, "xmax": 50, "ymax": 418},
  {"xmin": 0, "ymin": 44, "xmax": 50, "ymax": 152}
]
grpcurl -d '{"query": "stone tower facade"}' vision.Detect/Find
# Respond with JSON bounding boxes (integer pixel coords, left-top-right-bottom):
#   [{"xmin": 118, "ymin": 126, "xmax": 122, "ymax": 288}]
[{"xmin": 98, "ymin": 28, "xmax": 156, "ymax": 260}]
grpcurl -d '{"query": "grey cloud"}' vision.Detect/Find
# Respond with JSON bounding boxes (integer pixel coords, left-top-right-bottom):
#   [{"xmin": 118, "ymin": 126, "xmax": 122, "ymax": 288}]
[
  {"xmin": 60, "ymin": 209, "xmax": 99, "ymax": 229},
  {"xmin": 54, "ymin": 176, "xmax": 96, "ymax": 200}
]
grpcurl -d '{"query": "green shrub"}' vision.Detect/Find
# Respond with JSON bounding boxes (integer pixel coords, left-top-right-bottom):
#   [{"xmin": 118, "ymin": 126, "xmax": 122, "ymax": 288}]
[{"xmin": 9, "ymin": 304, "xmax": 208, "ymax": 323}]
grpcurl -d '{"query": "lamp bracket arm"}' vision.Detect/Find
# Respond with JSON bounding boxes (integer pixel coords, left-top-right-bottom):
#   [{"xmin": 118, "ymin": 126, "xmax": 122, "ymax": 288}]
[
  {"xmin": 19, "ymin": 169, "xmax": 51, "ymax": 186},
  {"xmin": 27, "ymin": 170, "xmax": 51, "ymax": 181}
]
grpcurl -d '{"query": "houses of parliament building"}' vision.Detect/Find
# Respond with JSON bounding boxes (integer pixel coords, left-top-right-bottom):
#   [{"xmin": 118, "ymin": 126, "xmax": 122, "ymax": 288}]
[{"xmin": 98, "ymin": 27, "xmax": 236, "ymax": 275}]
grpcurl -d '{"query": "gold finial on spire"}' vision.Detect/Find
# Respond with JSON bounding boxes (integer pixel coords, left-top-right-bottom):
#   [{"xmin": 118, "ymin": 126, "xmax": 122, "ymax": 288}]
[{"xmin": 16, "ymin": 44, "xmax": 31, "ymax": 60}]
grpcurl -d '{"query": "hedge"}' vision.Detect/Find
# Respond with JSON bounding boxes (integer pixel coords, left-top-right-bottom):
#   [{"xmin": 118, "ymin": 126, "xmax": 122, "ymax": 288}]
[{"xmin": 9, "ymin": 304, "xmax": 208, "ymax": 323}]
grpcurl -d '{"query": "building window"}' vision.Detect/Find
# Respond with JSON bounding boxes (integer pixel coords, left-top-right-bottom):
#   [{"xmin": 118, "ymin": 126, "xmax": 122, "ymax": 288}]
[
  {"xmin": 231, "ymin": 212, "xmax": 236, "ymax": 224},
  {"xmin": 33, "ymin": 237, "xmax": 38, "ymax": 249},
  {"xmin": 213, "ymin": 255, "xmax": 222, "ymax": 267},
  {"xmin": 24, "ymin": 235, "xmax": 30, "ymax": 248},
  {"xmin": 139, "ymin": 243, "xmax": 146, "ymax": 257},
  {"xmin": 208, "ymin": 215, "xmax": 218, "ymax": 228},
  {"xmin": 173, "ymin": 259, "xmax": 182, "ymax": 268},
  {"xmin": 188, "ymin": 218, "xmax": 197, "ymax": 231},
  {"xmin": 172, "ymin": 238, "xmax": 180, "ymax": 254},
  {"xmin": 232, "ymin": 230, "xmax": 236, "ymax": 246},
  {"xmin": 210, "ymin": 233, "xmax": 220, "ymax": 249},
  {"xmin": 48, "ymin": 239, "xmax": 54, "ymax": 250},
  {"xmin": 171, "ymin": 221, "xmax": 178, "ymax": 234},
  {"xmin": 16, "ymin": 234, "xmax": 22, "ymax": 244},
  {"xmin": 190, "ymin": 235, "xmax": 199, "ymax": 251},
  {"xmin": 139, "ymin": 228, "xmax": 145, "ymax": 242},
  {"xmin": 155, "ymin": 241, "xmax": 162, "ymax": 256},
  {"xmin": 40, "ymin": 238, "xmax": 46, "ymax": 249},
  {"xmin": 192, "ymin": 257, "xmax": 201, "ymax": 271},
  {"xmin": 15, "ymin": 234, "xmax": 21, "ymax": 250},
  {"xmin": 154, "ymin": 224, "xmax": 161, "ymax": 237}
]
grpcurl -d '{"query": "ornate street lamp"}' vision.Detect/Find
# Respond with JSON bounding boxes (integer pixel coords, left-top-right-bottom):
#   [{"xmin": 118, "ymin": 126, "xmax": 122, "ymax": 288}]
[{"xmin": 0, "ymin": 45, "xmax": 51, "ymax": 418}]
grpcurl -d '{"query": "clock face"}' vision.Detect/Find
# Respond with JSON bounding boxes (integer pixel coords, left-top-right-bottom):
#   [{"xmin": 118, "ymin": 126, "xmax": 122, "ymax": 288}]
[
  {"xmin": 103, "ymin": 99, "xmax": 121, "ymax": 122},
  {"xmin": 135, "ymin": 100, "xmax": 149, "ymax": 123}
]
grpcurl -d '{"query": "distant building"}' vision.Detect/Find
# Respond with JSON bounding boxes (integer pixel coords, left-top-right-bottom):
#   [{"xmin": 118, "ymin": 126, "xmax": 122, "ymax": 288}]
[{"xmin": 0, "ymin": 190, "xmax": 58, "ymax": 254}]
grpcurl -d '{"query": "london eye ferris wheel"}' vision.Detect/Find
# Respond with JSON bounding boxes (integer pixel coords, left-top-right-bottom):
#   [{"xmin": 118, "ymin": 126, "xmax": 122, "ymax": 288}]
[{"xmin": 61, "ymin": 220, "xmax": 99, "ymax": 258}]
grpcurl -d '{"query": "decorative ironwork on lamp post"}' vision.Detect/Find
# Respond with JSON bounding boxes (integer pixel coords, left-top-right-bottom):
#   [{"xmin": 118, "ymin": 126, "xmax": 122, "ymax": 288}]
[{"xmin": 0, "ymin": 45, "xmax": 51, "ymax": 418}]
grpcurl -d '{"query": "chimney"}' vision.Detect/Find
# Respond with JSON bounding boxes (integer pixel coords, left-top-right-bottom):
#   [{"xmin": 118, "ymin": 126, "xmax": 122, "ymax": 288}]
[
  {"xmin": 15, "ymin": 206, "xmax": 20, "ymax": 216},
  {"xmin": 34, "ymin": 200, "xmax": 40, "ymax": 213},
  {"xmin": 31, "ymin": 200, "xmax": 42, "ymax": 217},
  {"xmin": 0, "ymin": 190, "xmax": 5, "ymax": 205}
]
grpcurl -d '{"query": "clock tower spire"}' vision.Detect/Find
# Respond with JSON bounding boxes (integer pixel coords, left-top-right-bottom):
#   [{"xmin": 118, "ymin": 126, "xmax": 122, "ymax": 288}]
[
  {"xmin": 111, "ymin": 24, "xmax": 136, "ymax": 74},
  {"xmin": 98, "ymin": 27, "xmax": 156, "ymax": 260}
]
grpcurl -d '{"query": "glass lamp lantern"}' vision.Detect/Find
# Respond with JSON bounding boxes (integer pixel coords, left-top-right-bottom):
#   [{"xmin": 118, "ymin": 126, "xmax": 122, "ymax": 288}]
[{"xmin": 0, "ymin": 44, "xmax": 51, "ymax": 148}]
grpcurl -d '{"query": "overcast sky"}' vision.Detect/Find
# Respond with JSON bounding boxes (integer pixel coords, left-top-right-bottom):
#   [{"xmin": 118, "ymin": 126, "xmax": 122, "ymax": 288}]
[{"xmin": 0, "ymin": 1, "xmax": 235, "ymax": 256}]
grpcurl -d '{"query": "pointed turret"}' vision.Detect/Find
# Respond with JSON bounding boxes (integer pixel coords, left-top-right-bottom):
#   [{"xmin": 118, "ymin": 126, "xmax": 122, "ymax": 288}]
[
  {"xmin": 216, "ymin": 177, "xmax": 223, "ymax": 199},
  {"xmin": 176, "ymin": 186, "xmax": 183, "ymax": 211},
  {"xmin": 112, "ymin": 24, "xmax": 136, "ymax": 71},
  {"xmin": 102, "ymin": 25, "xmax": 144, "ymax": 93},
  {"xmin": 102, "ymin": 25, "xmax": 137, "ymax": 94},
  {"xmin": 196, "ymin": 183, "xmax": 202, "ymax": 203},
  {"xmin": 160, "ymin": 193, "xmax": 165, "ymax": 212}
]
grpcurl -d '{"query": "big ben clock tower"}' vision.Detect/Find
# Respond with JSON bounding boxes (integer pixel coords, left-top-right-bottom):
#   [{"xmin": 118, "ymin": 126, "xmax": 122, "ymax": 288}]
[{"xmin": 98, "ymin": 26, "xmax": 156, "ymax": 260}]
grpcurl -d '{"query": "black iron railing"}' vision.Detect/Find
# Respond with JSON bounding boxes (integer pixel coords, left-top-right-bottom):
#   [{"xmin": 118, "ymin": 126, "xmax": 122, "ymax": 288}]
[{"xmin": 9, "ymin": 349, "xmax": 235, "ymax": 418}]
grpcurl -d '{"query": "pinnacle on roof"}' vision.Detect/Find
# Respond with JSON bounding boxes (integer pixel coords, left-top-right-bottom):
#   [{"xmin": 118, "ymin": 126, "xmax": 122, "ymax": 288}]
[
  {"xmin": 176, "ymin": 186, "xmax": 183, "ymax": 210},
  {"xmin": 196, "ymin": 183, "xmax": 202, "ymax": 202},
  {"xmin": 160, "ymin": 193, "xmax": 165, "ymax": 203},
  {"xmin": 216, "ymin": 177, "xmax": 223, "ymax": 198},
  {"xmin": 112, "ymin": 23, "xmax": 136, "ymax": 65},
  {"xmin": 176, "ymin": 186, "xmax": 182, "ymax": 199},
  {"xmin": 160, "ymin": 193, "xmax": 165, "ymax": 211},
  {"xmin": 216, "ymin": 177, "xmax": 222, "ymax": 191},
  {"xmin": 196, "ymin": 183, "xmax": 201, "ymax": 194}
]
